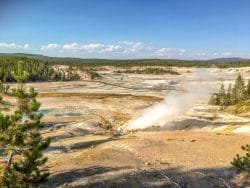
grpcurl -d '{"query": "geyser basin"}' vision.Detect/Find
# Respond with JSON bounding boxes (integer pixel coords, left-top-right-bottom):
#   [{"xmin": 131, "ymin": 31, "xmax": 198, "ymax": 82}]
[
  {"xmin": 38, "ymin": 109, "xmax": 55, "ymax": 115},
  {"xmin": 38, "ymin": 109, "xmax": 83, "ymax": 117},
  {"xmin": 54, "ymin": 112, "xmax": 83, "ymax": 117}
]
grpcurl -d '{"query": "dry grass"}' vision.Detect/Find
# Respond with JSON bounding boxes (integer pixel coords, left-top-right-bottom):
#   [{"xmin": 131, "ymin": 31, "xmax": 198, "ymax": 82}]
[
  {"xmin": 216, "ymin": 124, "xmax": 243, "ymax": 134},
  {"xmin": 226, "ymin": 100, "xmax": 250, "ymax": 117}
]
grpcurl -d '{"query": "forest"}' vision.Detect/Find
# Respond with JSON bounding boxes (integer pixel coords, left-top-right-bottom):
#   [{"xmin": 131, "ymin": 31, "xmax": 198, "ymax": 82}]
[
  {"xmin": 0, "ymin": 57, "xmax": 80, "ymax": 82},
  {"xmin": 47, "ymin": 58, "xmax": 250, "ymax": 68}
]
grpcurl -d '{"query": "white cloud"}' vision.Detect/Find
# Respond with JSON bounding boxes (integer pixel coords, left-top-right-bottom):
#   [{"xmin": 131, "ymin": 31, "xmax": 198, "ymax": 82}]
[
  {"xmin": 23, "ymin": 44, "xmax": 30, "ymax": 49},
  {"xmin": 153, "ymin": 48, "xmax": 187, "ymax": 57},
  {"xmin": 38, "ymin": 41, "xmax": 246, "ymax": 59},
  {"xmin": 41, "ymin": 42, "xmax": 123, "ymax": 53},
  {"xmin": 61, "ymin": 43, "xmax": 78, "ymax": 50},
  {"xmin": 40, "ymin": 41, "xmax": 190, "ymax": 58},
  {"xmin": 81, "ymin": 43, "xmax": 105, "ymax": 51},
  {"xmin": 118, "ymin": 40, "xmax": 134, "ymax": 45},
  {"xmin": 100, "ymin": 45, "xmax": 122, "ymax": 52},
  {"xmin": 0, "ymin": 42, "xmax": 30, "ymax": 49},
  {"xmin": 129, "ymin": 42, "xmax": 145, "ymax": 52},
  {"xmin": 122, "ymin": 42, "xmax": 153, "ymax": 54},
  {"xmin": 41, "ymin": 43, "xmax": 61, "ymax": 50},
  {"xmin": 153, "ymin": 48, "xmax": 170, "ymax": 56},
  {"xmin": 221, "ymin": 52, "xmax": 232, "ymax": 56},
  {"xmin": 195, "ymin": 52, "xmax": 206, "ymax": 56},
  {"xmin": 0, "ymin": 43, "xmax": 16, "ymax": 48}
]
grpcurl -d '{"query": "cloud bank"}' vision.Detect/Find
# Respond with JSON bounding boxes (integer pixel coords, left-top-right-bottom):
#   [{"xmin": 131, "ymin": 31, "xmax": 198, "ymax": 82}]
[
  {"xmin": 40, "ymin": 41, "xmax": 244, "ymax": 59},
  {"xmin": 0, "ymin": 42, "xmax": 30, "ymax": 49},
  {"xmin": 0, "ymin": 41, "xmax": 249, "ymax": 59}
]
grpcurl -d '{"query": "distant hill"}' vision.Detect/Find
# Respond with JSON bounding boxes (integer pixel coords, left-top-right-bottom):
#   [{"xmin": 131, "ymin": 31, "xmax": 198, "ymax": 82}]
[
  {"xmin": 0, "ymin": 53, "xmax": 81, "ymax": 61},
  {"xmin": 0, "ymin": 53, "xmax": 249, "ymax": 62},
  {"xmin": 208, "ymin": 57, "xmax": 246, "ymax": 62},
  {"xmin": 0, "ymin": 53, "xmax": 48, "ymax": 59},
  {"xmin": 0, "ymin": 53, "xmax": 116, "ymax": 63},
  {"xmin": 0, "ymin": 53, "xmax": 249, "ymax": 68}
]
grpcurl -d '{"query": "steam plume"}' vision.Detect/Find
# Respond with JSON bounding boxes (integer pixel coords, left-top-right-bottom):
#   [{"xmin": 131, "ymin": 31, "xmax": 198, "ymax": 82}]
[{"xmin": 127, "ymin": 68, "xmax": 217, "ymax": 130}]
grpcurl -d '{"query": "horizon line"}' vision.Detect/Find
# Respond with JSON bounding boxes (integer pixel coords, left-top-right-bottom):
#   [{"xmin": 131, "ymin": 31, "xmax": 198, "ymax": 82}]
[{"xmin": 0, "ymin": 52, "xmax": 248, "ymax": 61}]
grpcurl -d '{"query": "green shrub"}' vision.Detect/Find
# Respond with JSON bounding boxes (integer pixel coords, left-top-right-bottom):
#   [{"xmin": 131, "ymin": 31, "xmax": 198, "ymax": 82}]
[
  {"xmin": 89, "ymin": 71, "xmax": 101, "ymax": 80},
  {"xmin": 232, "ymin": 145, "xmax": 250, "ymax": 173}
]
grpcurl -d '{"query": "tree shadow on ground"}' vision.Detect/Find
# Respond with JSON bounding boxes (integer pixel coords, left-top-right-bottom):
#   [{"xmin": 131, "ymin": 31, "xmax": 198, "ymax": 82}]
[
  {"xmin": 68, "ymin": 137, "xmax": 120, "ymax": 150},
  {"xmin": 46, "ymin": 166, "xmax": 130, "ymax": 187},
  {"xmin": 46, "ymin": 137, "xmax": 120, "ymax": 153},
  {"xmin": 46, "ymin": 165, "xmax": 249, "ymax": 188}
]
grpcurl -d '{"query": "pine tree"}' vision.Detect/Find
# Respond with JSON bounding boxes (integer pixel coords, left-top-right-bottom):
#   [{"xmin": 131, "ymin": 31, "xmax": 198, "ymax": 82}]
[
  {"xmin": 208, "ymin": 93, "xmax": 219, "ymax": 105},
  {"xmin": 225, "ymin": 83, "xmax": 232, "ymax": 105},
  {"xmin": 227, "ymin": 83, "xmax": 232, "ymax": 96},
  {"xmin": 231, "ymin": 145, "xmax": 250, "ymax": 173},
  {"xmin": 234, "ymin": 75, "xmax": 247, "ymax": 102},
  {"xmin": 209, "ymin": 75, "xmax": 249, "ymax": 106},
  {"xmin": 218, "ymin": 84, "xmax": 226, "ymax": 105},
  {"xmin": 219, "ymin": 84, "xmax": 225, "ymax": 95},
  {"xmin": 1, "ymin": 62, "xmax": 50, "ymax": 187},
  {"xmin": 231, "ymin": 86, "xmax": 237, "ymax": 104},
  {"xmin": 247, "ymin": 80, "xmax": 250, "ymax": 97}
]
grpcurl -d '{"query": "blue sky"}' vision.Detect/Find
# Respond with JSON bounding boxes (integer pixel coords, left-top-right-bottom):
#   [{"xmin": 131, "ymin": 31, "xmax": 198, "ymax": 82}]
[{"xmin": 0, "ymin": 0, "xmax": 250, "ymax": 59}]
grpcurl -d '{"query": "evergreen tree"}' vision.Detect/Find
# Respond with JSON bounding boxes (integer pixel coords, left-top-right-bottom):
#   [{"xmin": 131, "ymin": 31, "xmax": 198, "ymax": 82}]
[
  {"xmin": 208, "ymin": 93, "xmax": 219, "ymax": 105},
  {"xmin": 225, "ymin": 84, "xmax": 232, "ymax": 105},
  {"xmin": 247, "ymin": 80, "xmax": 250, "ymax": 97},
  {"xmin": 218, "ymin": 84, "xmax": 226, "ymax": 105},
  {"xmin": 227, "ymin": 83, "xmax": 232, "ymax": 96},
  {"xmin": 209, "ymin": 75, "xmax": 249, "ymax": 106},
  {"xmin": 234, "ymin": 75, "xmax": 247, "ymax": 102},
  {"xmin": 219, "ymin": 83, "xmax": 226, "ymax": 95},
  {"xmin": 231, "ymin": 87, "xmax": 237, "ymax": 105},
  {"xmin": 232, "ymin": 145, "xmax": 250, "ymax": 173},
  {"xmin": 1, "ymin": 62, "xmax": 50, "ymax": 187},
  {"xmin": 0, "ymin": 57, "xmax": 80, "ymax": 82}
]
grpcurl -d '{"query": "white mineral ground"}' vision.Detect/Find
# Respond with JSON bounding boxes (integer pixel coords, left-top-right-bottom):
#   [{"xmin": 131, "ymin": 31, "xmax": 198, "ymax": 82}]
[{"xmin": 5, "ymin": 66, "xmax": 250, "ymax": 187}]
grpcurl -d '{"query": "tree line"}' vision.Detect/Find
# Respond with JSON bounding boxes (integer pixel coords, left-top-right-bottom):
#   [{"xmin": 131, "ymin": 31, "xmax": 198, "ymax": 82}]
[
  {"xmin": 0, "ymin": 57, "xmax": 80, "ymax": 82},
  {"xmin": 1, "ymin": 55, "xmax": 250, "ymax": 69},
  {"xmin": 115, "ymin": 67, "xmax": 180, "ymax": 75},
  {"xmin": 48, "ymin": 58, "xmax": 250, "ymax": 68},
  {"xmin": 209, "ymin": 75, "xmax": 250, "ymax": 106}
]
